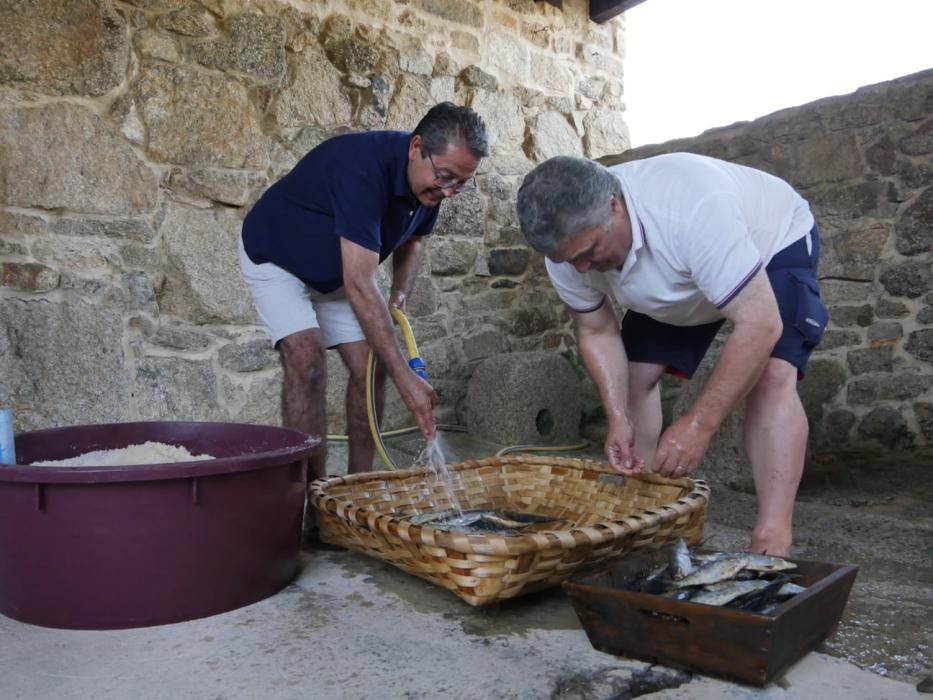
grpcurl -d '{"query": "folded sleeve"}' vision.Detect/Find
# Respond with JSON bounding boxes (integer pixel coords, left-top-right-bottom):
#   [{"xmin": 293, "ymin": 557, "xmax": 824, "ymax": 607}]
[{"xmin": 545, "ymin": 258, "xmax": 607, "ymax": 313}]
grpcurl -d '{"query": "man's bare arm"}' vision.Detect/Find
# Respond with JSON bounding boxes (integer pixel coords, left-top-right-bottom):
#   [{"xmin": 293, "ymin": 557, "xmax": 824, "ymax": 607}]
[
  {"xmin": 390, "ymin": 235, "xmax": 424, "ymax": 308},
  {"xmin": 654, "ymin": 269, "xmax": 782, "ymax": 474},
  {"xmin": 573, "ymin": 302, "xmax": 641, "ymax": 473},
  {"xmin": 340, "ymin": 237, "xmax": 437, "ymax": 438}
]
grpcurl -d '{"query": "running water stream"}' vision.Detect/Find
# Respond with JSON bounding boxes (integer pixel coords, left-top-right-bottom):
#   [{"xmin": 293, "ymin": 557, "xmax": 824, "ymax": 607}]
[
  {"xmin": 409, "ymin": 435, "xmax": 564, "ymax": 534},
  {"xmin": 413, "ymin": 433, "xmax": 464, "ymax": 517}
]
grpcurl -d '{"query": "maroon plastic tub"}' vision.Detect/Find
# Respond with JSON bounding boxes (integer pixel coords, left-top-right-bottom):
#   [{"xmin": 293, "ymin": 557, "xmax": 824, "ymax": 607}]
[{"xmin": 0, "ymin": 421, "xmax": 318, "ymax": 630}]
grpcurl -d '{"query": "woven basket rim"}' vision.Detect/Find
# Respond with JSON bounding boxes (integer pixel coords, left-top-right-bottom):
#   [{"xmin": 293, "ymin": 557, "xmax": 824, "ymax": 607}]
[{"xmin": 309, "ymin": 454, "xmax": 710, "ymax": 555}]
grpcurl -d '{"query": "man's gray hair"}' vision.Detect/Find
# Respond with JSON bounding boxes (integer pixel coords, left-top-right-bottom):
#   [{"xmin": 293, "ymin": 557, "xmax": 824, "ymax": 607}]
[
  {"xmin": 517, "ymin": 156, "xmax": 622, "ymax": 255},
  {"xmin": 413, "ymin": 102, "xmax": 489, "ymax": 159}
]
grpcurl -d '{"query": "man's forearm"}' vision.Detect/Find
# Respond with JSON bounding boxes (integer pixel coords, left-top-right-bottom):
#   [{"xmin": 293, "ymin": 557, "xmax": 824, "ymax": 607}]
[
  {"xmin": 341, "ymin": 237, "xmax": 414, "ymax": 380},
  {"xmin": 686, "ymin": 271, "xmax": 783, "ymax": 433},
  {"xmin": 577, "ymin": 327, "xmax": 631, "ymax": 424},
  {"xmin": 391, "ymin": 237, "xmax": 423, "ymax": 299},
  {"xmin": 686, "ymin": 323, "xmax": 777, "ymax": 432},
  {"xmin": 339, "ymin": 236, "xmax": 437, "ymax": 440},
  {"xmin": 344, "ymin": 275, "xmax": 411, "ymax": 380}
]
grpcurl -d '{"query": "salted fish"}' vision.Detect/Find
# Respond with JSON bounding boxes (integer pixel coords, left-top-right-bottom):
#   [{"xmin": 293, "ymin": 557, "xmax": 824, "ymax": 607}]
[
  {"xmin": 480, "ymin": 513, "xmax": 527, "ymax": 528},
  {"xmin": 778, "ymin": 582, "xmax": 806, "ymax": 596},
  {"xmin": 407, "ymin": 509, "xmax": 556, "ymax": 531},
  {"xmin": 730, "ymin": 577, "xmax": 791, "ymax": 612},
  {"xmin": 693, "ymin": 551, "xmax": 796, "ymax": 572},
  {"xmin": 660, "ymin": 587, "xmax": 698, "ymax": 601},
  {"xmin": 409, "ymin": 510, "xmax": 478, "ymax": 527},
  {"xmin": 672, "ymin": 556, "xmax": 749, "ymax": 588},
  {"xmin": 757, "ymin": 583, "xmax": 807, "ymax": 615},
  {"xmin": 669, "ymin": 539, "xmax": 694, "ymax": 580},
  {"xmin": 690, "ymin": 579, "xmax": 771, "ymax": 606}
]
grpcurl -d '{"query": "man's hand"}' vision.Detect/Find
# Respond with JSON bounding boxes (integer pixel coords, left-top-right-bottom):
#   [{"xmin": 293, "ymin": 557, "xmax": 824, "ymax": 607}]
[
  {"xmin": 388, "ymin": 289, "xmax": 406, "ymax": 310},
  {"xmin": 570, "ymin": 302, "xmax": 642, "ymax": 474},
  {"xmin": 395, "ymin": 370, "xmax": 438, "ymax": 440},
  {"xmin": 652, "ymin": 414, "xmax": 715, "ymax": 477},
  {"xmin": 605, "ymin": 416, "xmax": 644, "ymax": 475},
  {"xmin": 651, "ymin": 269, "xmax": 782, "ymax": 479}
]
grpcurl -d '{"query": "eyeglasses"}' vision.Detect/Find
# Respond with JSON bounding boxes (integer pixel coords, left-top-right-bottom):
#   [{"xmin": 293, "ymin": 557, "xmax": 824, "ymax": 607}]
[{"xmin": 423, "ymin": 151, "xmax": 477, "ymax": 194}]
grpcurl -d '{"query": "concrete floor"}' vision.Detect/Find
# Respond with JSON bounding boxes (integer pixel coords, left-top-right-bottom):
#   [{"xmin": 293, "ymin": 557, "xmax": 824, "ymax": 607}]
[{"xmin": 1, "ymin": 431, "xmax": 930, "ymax": 699}]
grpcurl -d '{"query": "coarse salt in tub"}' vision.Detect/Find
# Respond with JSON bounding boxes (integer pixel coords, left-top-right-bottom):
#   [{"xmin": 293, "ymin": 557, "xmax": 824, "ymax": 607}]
[{"xmin": 30, "ymin": 441, "xmax": 214, "ymax": 467}]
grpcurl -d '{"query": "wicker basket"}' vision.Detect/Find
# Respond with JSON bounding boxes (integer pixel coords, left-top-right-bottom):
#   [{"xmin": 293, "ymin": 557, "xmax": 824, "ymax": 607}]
[{"xmin": 308, "ymin": 454, "xmax": 709, "ymax": 606}]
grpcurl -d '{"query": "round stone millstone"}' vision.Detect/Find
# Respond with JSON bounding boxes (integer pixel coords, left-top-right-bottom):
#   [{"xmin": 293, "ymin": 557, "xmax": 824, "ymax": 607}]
[{"xmin": 465, "ymin": 351, "xmax": 582, "ymax": 446}]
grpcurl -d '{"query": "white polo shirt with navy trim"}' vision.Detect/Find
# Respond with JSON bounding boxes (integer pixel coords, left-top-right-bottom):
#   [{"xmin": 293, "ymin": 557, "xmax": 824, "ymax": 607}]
[{"xmin": 546, "ymin": 153, "xmax": 815, "ymax": 326}]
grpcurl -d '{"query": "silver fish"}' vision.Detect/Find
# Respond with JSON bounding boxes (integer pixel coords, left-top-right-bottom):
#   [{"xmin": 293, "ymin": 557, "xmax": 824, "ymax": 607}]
[
  {"xmin": 730, "ymin": 577, "xmax": 790, "ymax": 612},
  {"xmin": 625, "ymin": 563, "xmax": 671, "ymax": 594},
  {"xmin": 690, "ymin": 579, "xmax": 771, "ymax": 606},
  {"xmin": 744, "ymin": 554, "xmax": 797, "ymax": 573},
  {"xmin": 408, "ymin": 510, "xmax": 478, "ymax": 527},
  {"xmin": 672, "ymin": 556, "xmax": 749, "ymax": 588},
  {"xmin": 778, "ymin": 582, "xmax": 806, "ymax": 596},
  {"xmin": 479, "ymin": 513, "xmax": 526, "ymax": 528},
  {"xmin": 693, "ymin": 551, "xmax": 796, "ymax": 572},
  {"xmin": 660, "ymin": 587, "xmax": 698, "ymax": 601},
  {"xmin": 758, "ymin": 583, "xmax": 806, "ymax": 614},
  {"xmin": 669, "ymin": 538, "xmax": 694, "ymax": 580},
  {"xmin": 407, "ymin": 509, "xmax": 556, "ymax": 532}
]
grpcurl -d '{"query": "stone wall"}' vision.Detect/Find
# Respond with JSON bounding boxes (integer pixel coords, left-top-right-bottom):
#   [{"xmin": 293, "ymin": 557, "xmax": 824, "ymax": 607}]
[
  {"xmin": 600, "ymin": 70, "xmax": 933, "ymax": 481},
  {"xmin": 0, "ymin": 0, "xmax": 627, "ymax": 435}
]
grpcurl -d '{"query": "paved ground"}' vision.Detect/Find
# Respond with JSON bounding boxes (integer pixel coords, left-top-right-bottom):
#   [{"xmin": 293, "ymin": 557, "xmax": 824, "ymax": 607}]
[{"xmin": 1, "ymin": 431, "xmax": 929, "ymax": 699}]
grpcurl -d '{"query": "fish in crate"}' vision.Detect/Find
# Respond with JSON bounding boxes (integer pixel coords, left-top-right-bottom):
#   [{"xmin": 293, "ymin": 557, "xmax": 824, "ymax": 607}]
[
  {"xmin": 618, "ymin": 539, "xmax": 806, "ymax": 614},
  {"xmin": 563, "ymin": 539, "xmax": 859, "ymax": 685}
]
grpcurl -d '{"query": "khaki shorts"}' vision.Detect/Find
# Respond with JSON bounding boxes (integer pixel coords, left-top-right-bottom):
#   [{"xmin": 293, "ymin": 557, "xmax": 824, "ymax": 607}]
[{"xmin": 238, "ymin": 237, "xmax": 365, "ymax": 348}]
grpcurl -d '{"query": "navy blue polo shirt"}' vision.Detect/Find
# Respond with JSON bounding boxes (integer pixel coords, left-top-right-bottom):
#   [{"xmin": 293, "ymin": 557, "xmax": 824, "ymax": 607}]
[{"xmin": 242, "ymin": 131, "xmax": 439, "ymax": 293}]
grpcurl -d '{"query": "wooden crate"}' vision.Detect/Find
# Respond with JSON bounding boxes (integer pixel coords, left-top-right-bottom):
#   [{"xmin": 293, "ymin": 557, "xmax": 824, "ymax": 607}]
[{"xmin": 562, "ymin": 546, "xmax": 858, "ymax": 686}]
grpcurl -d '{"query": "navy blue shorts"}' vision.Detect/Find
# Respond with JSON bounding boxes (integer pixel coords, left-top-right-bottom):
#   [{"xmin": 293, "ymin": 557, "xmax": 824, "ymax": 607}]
[{"xmin": 620, "ymin": 224, "xmax": 828, "ymax": 379}]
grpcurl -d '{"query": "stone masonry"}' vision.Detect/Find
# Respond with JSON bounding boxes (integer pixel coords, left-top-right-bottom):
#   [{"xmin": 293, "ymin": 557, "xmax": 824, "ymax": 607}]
[
  {"xmin": 600, "ymin": 70, "xmax": 933, "ymax": 487},
  {"xmin": 1, "ymin": 2, "xmax": 929, "ymax": 478},
  {"xmin": 0, "ymin": 0, "xmax": 626, "ymax": 438}
]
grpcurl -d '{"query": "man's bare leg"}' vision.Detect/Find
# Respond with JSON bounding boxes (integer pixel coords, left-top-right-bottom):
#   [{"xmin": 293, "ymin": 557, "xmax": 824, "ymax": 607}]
[
  {"xmin": 626, "ymin": 361, "xmax": 667, "ymax": 468},
  {"xmin": 278, "ymin": 329, "xmax": 328, "ymax": 481},
  {"xmin": 743, "ymin": 357, "xmax": 807, "ymax": 556},
  {"xmin": 337, "ymin": 340, "xmax": 386, "ymax": 474}
]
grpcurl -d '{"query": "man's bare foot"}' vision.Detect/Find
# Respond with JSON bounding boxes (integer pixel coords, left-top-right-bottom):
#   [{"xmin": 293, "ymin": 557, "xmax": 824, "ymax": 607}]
[{"xmin": 750, "ymin": 527, "xmax": 791, "ymax": 557}]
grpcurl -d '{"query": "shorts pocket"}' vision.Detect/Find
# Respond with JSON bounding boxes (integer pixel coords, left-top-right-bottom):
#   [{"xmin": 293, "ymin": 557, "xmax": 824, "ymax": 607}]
[{"xmin": 789, "ymin": 270, "xmax": 828, "ymax": 348}]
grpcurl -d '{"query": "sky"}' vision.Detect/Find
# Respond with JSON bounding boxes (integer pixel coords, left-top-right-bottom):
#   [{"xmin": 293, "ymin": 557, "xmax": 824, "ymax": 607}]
[{"xmin": 621, "ymin": 0, "xmax": 933, "ymax": 146}]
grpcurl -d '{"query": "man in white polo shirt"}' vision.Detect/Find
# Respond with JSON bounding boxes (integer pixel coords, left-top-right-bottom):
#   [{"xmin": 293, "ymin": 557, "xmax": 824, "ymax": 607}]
[{"xmin": 516, "ymin": 153, "xmax": 828, "ymax": 556}]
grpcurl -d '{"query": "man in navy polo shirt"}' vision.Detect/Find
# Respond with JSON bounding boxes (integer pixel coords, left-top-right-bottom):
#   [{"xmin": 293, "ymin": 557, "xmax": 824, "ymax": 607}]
[
  {"xmin": 517, "ymin": 154, "xmax": 829, "ymax": 556},
  {"xmin": 240, "ymin": 102, "xmax": 488, "ymax": 480}
]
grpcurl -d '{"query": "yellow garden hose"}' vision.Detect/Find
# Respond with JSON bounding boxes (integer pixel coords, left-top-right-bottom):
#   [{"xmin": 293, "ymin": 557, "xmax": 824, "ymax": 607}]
[
  {"xmin": 365, "ymin": 306, "xmax": 426, "ymax": 469},
  {"xmin": 324, "ymin": 308, "xmax": 425, "ymax": 445},
  {"xmin": 328, "ymin": 306, "xmax": 589, "ymax": 470},
  {"xmin": 494, "ymin": 440, "xmax": 589, "ymax": 457}
]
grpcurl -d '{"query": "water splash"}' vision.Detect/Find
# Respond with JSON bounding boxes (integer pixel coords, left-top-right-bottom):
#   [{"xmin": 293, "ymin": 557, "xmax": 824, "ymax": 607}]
[{"xmin": 413, "ymin": 433, "xmax": 463, "ymax": 516}]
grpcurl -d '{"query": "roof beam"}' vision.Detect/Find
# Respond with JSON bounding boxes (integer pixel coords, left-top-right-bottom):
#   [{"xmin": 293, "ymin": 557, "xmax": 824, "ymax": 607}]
[{"xmin": 590, "ymin": 0, "xmax": 649, "ymax": 22}]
